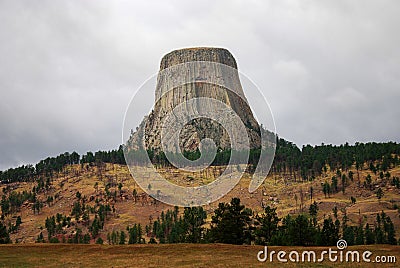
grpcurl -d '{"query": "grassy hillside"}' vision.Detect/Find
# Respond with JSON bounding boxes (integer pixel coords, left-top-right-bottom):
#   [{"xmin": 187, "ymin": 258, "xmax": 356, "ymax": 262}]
[{"xmin": 1, "ymin": 160, "xmax": 400, "ymax": 244}]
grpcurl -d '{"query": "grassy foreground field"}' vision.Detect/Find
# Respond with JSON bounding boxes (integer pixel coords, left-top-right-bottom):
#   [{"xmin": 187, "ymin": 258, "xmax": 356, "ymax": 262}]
[{"xmin": 0, "ymin": 244, "xmax": 399, "ymax": 267}]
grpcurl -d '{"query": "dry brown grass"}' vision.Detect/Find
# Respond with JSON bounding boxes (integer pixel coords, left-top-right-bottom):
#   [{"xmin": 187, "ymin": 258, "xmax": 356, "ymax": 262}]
[{"xmin": 0, "ymin": 244, "xmax": 399, "ymax": 267}]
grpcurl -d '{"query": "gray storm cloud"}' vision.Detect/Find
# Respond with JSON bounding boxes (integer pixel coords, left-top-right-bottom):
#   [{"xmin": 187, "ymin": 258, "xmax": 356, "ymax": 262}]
[{"xmin": 0, "ymin": 0, "xmax": 399, "ymax": 169}]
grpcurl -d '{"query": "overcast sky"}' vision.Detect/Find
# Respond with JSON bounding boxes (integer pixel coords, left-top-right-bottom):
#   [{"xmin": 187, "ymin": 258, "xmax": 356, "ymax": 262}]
[{"xmin": 1, "ymin": 0, "xmax": 399, "ymax": 170}]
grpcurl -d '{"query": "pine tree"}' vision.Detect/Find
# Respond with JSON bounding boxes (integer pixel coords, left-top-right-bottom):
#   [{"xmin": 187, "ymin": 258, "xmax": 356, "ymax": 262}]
[
  {"xmin": 0, "ymin": 221, "xmax": 11, "ymax": 244},
  {"xmin": 355, "ymin": 225, "xmax": 364, "ymax": 245},
  {"xmin": 36, "ymin": 232, "xmax": 44, "ymax": 243},
  {"xmin": 119, "ymin": 231, "xmax": 126, "ymax": 244},
  {"xmin": 376, "ymin": 188, "xmax": 384, "ymax": 202},
  {"xmin": 15, "ymin": 216, "xmax": 22, "ymax": 228},
  {"xmin": 255, "ymin": 206, "xmax": 280, "ymax": 245},
  {"xmin": 343, "ymin": 226, "xmax": 355, "ymax": 246},
  {"xmin": 319, "ymin": 217, "xmax": 339, "ymax": 246},
  {"xmin": 128, "ymin": 224, "xmax": 139, "ymax": 244},
  {"xmin": 365, "ymin": 223, "xmax": 375, "ymax": 244},
  {"xmin": 308, "ymin": 201, "xmax": 319, "ymax": 227},
  {"xmin": 183, "ymin": 207, "xmax": 206, "ymax": 243},
  {"xmin": 209, "ymin": 198, "xmax": 252, "ymax": 245},
  {"xmin": 83, "ymin": 233, "xmax": 91, "ymax": 244}
]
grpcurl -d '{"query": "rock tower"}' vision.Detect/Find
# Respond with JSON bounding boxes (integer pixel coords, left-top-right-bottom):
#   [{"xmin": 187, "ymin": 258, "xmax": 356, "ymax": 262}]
[{"xmin": 128, "ymin": 47, "xmax": 261, "ymax": 153}]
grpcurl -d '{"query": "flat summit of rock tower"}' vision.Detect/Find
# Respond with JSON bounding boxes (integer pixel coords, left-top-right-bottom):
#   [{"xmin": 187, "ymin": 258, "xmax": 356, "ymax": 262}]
[{"xmin": 160, "ymin": 47, "xmax": 238, "ymax": 70}]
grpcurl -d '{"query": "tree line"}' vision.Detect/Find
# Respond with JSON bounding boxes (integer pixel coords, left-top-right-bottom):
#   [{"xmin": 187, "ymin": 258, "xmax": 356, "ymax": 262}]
[
  {"xmin": 125, "ymin": 140, "xmax": 400, "ymax": 179},
  {"xmin": 144, "ymin": 198, "xmax": 398, "ymax": 246},
  {"xmin": 2, "ymin": 139, "xmax": 400, "ymax": 184},
  {"xmin": 0, "ymin": 146, "xmax": 125, "ymax": 183}
]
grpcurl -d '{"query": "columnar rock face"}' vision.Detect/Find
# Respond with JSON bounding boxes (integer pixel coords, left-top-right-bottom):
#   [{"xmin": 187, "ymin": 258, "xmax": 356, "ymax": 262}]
[{"xmin": 128, "ymin": 47, "xmax": 261, "ymax": 152}]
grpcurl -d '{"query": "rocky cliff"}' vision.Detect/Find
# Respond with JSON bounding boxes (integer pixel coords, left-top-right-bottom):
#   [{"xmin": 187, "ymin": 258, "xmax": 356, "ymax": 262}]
[{"xmin": 128, "ymin": 47, "xmax": 261, "ymax": 153}]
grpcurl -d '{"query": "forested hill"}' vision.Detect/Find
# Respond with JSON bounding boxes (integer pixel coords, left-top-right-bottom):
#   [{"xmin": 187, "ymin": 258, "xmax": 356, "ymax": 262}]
[
  {"xmin": 1, "ymin": 140, "xmax": 400, "ymax": 184},
  {"xmin": 273, "ymin": 139, "xmax": 400, "ymax": 181},
  {"xmin": 0, "ymin": 146, "xmax": 125, "ymax": 184}
]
